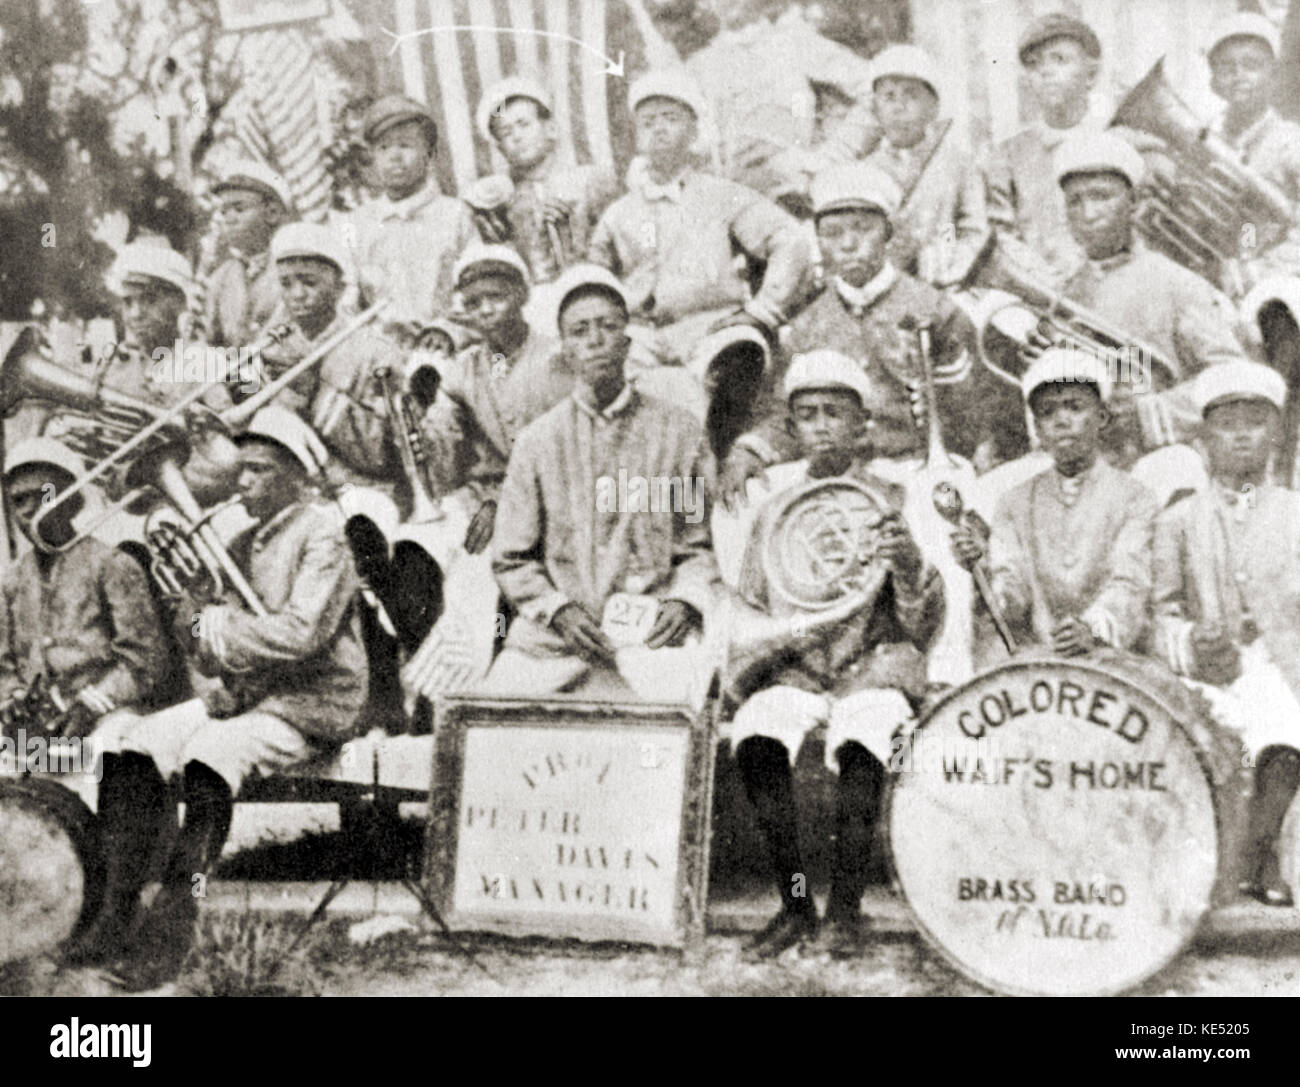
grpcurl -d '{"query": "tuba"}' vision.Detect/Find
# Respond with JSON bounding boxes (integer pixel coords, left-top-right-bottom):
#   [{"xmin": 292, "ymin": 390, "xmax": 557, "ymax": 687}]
[
  {"xmin": 1111, "ymin": 57, "xmax": 1294, "ymax": 293},
  {"xmin": 961, "ymin": 232, "xmax": 1179, "ymax": 393}
]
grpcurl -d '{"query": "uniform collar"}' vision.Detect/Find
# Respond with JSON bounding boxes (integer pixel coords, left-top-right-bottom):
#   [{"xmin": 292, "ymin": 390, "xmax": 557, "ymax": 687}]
[
  {"xmin": 638, "ymin": 168, "xmax": 691, "ymax": 204},
  {"xmin": 375, "ymin": 177, "xmax": 443, "ymax": 221},
  {"xmin": 251, "ymin": 498, "xmax": 308, "ymax": 548},
  {"xmin": 834, "ymin": 263, "xmax": 897, "ymax": 314},
  {"xmin": 229, "ymin": 247, "xmax": 270, "ymax": 278},
  {"xmin": 1086, "ymin": 235, "xmax": 1143, "ymax": 276},
  {"xmin": 1032, "ymin": 98, "xmax": 1109, "ymax": 151},
  {"xmin": 1214, "ymin": 106, "xmax": 1277, "ymax": 156},
  {"xmin": 573, "ymin": 382, "xmax": 634, "ymax": 420}
]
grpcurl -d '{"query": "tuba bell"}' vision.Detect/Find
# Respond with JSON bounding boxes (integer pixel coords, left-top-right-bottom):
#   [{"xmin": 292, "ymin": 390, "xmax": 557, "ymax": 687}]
[{"xmin": 1111, "ymin": 57, "xmax": 1293, "ymax": 292}]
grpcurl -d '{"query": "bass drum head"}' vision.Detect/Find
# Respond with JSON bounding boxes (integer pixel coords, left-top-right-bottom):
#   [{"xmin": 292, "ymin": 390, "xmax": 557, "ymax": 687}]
[
  {"xmin": 888, "ymin": 652, "xmax": 1240, "ymax": 997},
  {"xmin": 0, "ymin": 776, "xmax": 104, "ymax": 964}
]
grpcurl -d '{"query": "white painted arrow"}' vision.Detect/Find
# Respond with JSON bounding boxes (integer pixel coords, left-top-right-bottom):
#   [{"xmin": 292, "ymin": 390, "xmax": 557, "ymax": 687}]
[{"xmin": 379, "ymin": 23, "xmax": 625, "ymax": 77}]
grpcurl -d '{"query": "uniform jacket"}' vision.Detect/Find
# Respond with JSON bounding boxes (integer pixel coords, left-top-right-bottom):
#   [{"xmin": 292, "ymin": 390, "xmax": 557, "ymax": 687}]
[
  {"xmin": 989, "ymin": 459, "xmax": 1158, "ymax": 652},
  {"xmin": 864, "ymin": 122, "xmax": 989, "ymax": 287},
  {"xmin": 346, "ymin": 180, "xmax": 478, "ymax": 325},
  {"xmin": 980, "ymin": 121, "xmax": 1094, "ymax": 283},
  {"xmin": 192, "ymin": 498, "xmax": 367, "ymax": 740},
  {"xmin": 736, "ymin": 265, "xmax": 1015, "ymax": 465},
  {"xmin": 503, "ymin": 160, "xmax": 619, "ymax": 283},
  {"xmin": 1152, "ymin": 482, "xmax": 1300, "ymax": 699},
  {"xmin": 588, "ymin": 167, "xmax": 812, "ymax": 325},
  {"xmin": 492, "ymin": 386, "xmax": 718, "ymax": 656},
  {"xmin": 421, "ymin": 327, "xmax": 571, "ymax": 503},
  {"xmin": 204, "ymin": 250, "xmax": 281, "ymax": 348},
  {"xmin": 734, "ymin": 459, "xmax": 944, "ymax": 702},
  {"xmin": 0, "ymin": 537, "xmax": 168, "ymax": 710},
  {"xmin": 1062, "ymin": 238, "xmax": 1247, "ymax": 448}
]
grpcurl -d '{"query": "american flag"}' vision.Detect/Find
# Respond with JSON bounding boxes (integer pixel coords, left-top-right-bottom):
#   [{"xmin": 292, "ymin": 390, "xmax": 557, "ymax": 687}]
[
  {"xmin": 361, "ymin": 0, "xmax": 678, "ymax": 196},
  {"xmin": 228, "ymin": 26, "xmax": 334, "ymax": 221}
]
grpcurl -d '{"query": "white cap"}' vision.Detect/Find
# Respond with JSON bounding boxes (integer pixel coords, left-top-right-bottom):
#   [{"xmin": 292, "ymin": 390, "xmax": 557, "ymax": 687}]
[
  {"xmin": 1054, "ymin": 131, "xmax": 1146, "ymax": 189},
  {"xmin": 548, "ymin": 263, "xmax": 631, "ymax": 331},
  {"xmin": 109, "ymin": 241, "xmax": 195, "ymax": 300},
  {"xmin": 234, "ymin": 405, "xmax": 329, "ymax": 477},
  {"xmin": 810, "ymin": 163, "xmax": 902, "ymax": 220},
  {"xmin": 783, "ymin": 350, "xmax": 872, "ymax": 407},
  {"xmin": 270, "ymin": 222, "xmax": 349, "ymax": 275},
  {"xmin": 870, "ymin": 44, "xmax": 941, "ymax": 99},
  {"xmin": 1206, "ymin": 12, "xmax": 1280, "ymax": 60},
  {"xmin": 453, "ymin": 243, "xmax": 531, "ymax": 290},
  {"xmin": 1022, "ymin": 347, "xmax": 1113, "ymax": 404},
  {"xmin": 212, "ymin": 161, "xmax": 291, "ymax": 209},
  {"xmin": 629, "ymin": 69, "xmax": 707, "ymax": 121},
  {"xmin": 1193, "ymin": 360, "xmax": 1286, "ymax": 415},
  {"xmin": 476, "ymin": 76, "xmax": 554, "ymax": 142},
  {"xmin": 3, "ymin": 436, "xmax": 84, "ymax": 481}
]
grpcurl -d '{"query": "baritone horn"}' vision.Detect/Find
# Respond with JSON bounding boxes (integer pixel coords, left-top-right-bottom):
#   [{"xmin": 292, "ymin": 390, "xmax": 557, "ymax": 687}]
[{"xmin": 1111, "ymin": 57, "xmax": 1294, "ymax": 290}]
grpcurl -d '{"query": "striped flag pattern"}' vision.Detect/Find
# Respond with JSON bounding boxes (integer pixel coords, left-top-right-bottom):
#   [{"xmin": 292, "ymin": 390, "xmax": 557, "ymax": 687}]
[
  {"xmin": 369, "ymin": 0, "xmax": 677, "ymax": 196},
  {"xmin": 229, "ymin": 27, "xmax": 334, "ymax": 221}
]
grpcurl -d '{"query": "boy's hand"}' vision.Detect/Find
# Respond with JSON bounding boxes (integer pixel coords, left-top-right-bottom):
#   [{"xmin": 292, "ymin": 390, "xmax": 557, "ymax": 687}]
[
  {"xmin": 876, "ymin": 514, "xmax": 922, "ymax": 586},
  {"xmin": 1190, "ymin": 622, "xmax": 1242, "ymax": 686},
  {"xmin": 644, "ymin": 600, "xmax": 700, "ymax": 649},
  {"xmin": 949, "ymin": 518, "xmax": 989, "ymax": 570},
  {"xmin": 719, "ymin": 446, "xmax": 768, "ymax": 513},
  {"xmin": 1051, "ymin": 616, "xmax": 1098, "ymax": 657},
  {"xmin": 552, "ymin": 603, "xmax": 617, "ymax": 663}
]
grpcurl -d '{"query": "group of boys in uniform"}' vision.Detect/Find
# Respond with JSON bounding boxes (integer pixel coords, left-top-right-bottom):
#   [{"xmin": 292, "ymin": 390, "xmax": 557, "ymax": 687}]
[{"xmin": 3, "ymin": 9, "xmax": 1300, "ymax": 984}]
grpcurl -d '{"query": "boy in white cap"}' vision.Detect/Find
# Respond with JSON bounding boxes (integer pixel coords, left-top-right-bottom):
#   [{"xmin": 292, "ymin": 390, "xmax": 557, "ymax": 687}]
[
  {"xmin": 728, "ymin": 349, "xmax": 942, "ymax": 959},
  {"xmin": 256, "ymin": 222, "xmax": 407, "ymax": 511},
  {"xmin": 859, "ymin": 44, "xmax": 988, "ymax": 287},
  {"xmin": 421, "ymin": 244, "xmax": 572, "ymax": 554},
  {"xmin": 91, "ymin": 405, "xmax": 368, "ymax": 985},
  {"xmin": 204, "ymin": 162, "xmax": 292, "ymax": 347},
  {"xmin": 950, "ymin": 349, "xmax": 1158, "ymax": 665},
  {"xmin": 1152, "ymin": 360, "xmax": 1300, "ymax": 907},
  {"xmin": 485, "ymin": 264, "xmax": 716, "ymax": 704},
  {"xmin": 721, "ymin": 162, "xmax": 1009, "ymax": 507},
  {"xmin": 0, "ymin": 438, "xmax": 168, "ymax": 744},
  {"xmin": 474, "ymin": 77, "xmax": 618, "ymax": 284},
  {"xmin": 1025, "ymin": 131, "xmax": 1248, "ymax": 457},
  {"xmin": 346, "ymin": 95, "xmax": 477, "ymax": 330},
  {"xmin": 1203, "ymin": 13, "xmax": 1300, "ymax": 286},
  {"xmin": 979, "ymin": 12, "xmax": 1106, "ymax": 281},
  {"xmin": 588, "ymin": 69, "xmax": 811, "ymax": 368}
]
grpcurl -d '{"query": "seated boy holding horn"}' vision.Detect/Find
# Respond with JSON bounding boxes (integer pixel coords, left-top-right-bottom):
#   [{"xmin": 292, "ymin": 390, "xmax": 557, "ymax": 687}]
[{"xmin": 727, "ymin": 350, "xmax": 943, "ymax": 960}]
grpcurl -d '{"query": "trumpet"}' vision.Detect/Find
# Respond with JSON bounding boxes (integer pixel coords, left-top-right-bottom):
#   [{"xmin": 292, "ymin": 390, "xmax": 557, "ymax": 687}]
[
  {"xmin": 1112, "ymin": 58, "xmax": 1294, "ymax": 291},
  {"xmin": 376, "ymin": 363, "xmax": 443, "ymax": 525}
]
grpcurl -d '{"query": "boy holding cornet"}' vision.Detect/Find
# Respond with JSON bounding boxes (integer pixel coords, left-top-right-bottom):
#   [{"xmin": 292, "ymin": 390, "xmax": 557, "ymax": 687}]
[{"xmin": 728, "ymin": 350, "xmax": 943, "ymax": 960}]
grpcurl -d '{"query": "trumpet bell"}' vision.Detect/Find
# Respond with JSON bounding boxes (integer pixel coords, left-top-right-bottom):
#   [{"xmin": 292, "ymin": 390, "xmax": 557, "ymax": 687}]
[{"xmin": 694, "ymin": 323, "xmax": 772, "ymax": 459}]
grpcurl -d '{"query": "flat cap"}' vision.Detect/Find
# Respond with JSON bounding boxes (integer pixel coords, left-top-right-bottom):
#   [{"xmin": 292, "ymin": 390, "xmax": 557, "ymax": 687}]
[
  {"xmin": 1206, "ymin": 12, "xmax": 1280, "ymax": 60},
  {"xmin": 477, "ymin": 76, "xmax": 553, "ymax": 142},
  {"xmin": 109, "ymin": 241, "xmax": 195, "ymax": 300},
  {"xmin": 4, "ymin": 436, "xmax": 85, "ymax": 481},
  {"xmin": 1053, "ymin": 131, "xmax": 1145, "ymax": 189},
  {"xmin": 1018, "ymin": 12, "xmax": 1102, "ymax": 63},
  {"xmin": 270, "ymin": 222, "xmax": 349, "ymax": 275},
  {"xmin": 810, "ymin": 163, "xmax": 902, "ymax": 220},
  {"xmin": 364, "ymin": 94, "xmax": 438, "ymax": 146},
  {"xmin": 453, "ymin": 243, "xmax": 531, "ymax": 291},
  {"xmin": 783, "ymin": 350, "xmax": 872, "ymax": 407},
  {"xmin": 1193, "ymin": 360, "xmax": 1286, "ymax": 415},
  {"xmin": 628, "ymin": 69, "xmax": 706, "ymax": 121},
  {"xmin": 1022, "ymin": 347, "xmax": 1113, "ymax": 404},
  {"xmin": 548, "ymin": 263, "xmax": 631, "ymax": 331},
  {"xmin": 234, "ymin": 405, "xmax": 329, "ymax": 477},
  {"xmin": 213, "ymin": 161, "xmax": 291, "ymax": 209},
  {"xmin": 870, "ymin": 44, "xmax": 941, "ymax": 99}
]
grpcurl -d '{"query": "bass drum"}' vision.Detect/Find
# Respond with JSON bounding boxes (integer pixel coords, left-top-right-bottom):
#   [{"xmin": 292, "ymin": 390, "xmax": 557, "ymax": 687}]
[
  {"xmin": 0, "ymin": 775, "xmax": 105, "ymax": 965},
  {"xmin": 887, "ymin": 650, "xmax": 1248, "ymax": 997}
]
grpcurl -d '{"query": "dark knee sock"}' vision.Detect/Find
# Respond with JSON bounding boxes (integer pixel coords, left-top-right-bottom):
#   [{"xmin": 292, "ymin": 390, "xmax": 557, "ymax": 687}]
[
  {"xmin": 98, "ymin": 752, "xmax": 169, "ymax": 912},
  {"xmin": 165, "ymin": 761, "xmax": 234, "ymax": 888},
  {"xmin": 1250, "ymin": 748, "xmax": 1300, "ymax": 850},
  {"xmin": 736, "ymin": 737, "xmax": 810, "ymax": 914},
  {"xmin": 828, "ymin": 742, "xmax": 885, "ymax": 919}
]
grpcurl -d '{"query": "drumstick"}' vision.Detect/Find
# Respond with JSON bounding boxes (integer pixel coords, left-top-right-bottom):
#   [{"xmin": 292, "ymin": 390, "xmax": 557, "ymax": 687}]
[{"xmin": 932, "ymin": 482, "xmax": 1017, "ymax": 654}]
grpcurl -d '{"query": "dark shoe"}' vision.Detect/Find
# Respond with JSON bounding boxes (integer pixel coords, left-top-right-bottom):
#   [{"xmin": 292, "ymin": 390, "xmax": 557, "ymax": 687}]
[
  {"xmin": 805, "ymin": 914, "xmax": 865, "ymax": 959},
  {"xmin": 742, "ymin": 908, "xmax": 816, "ymax": 962},
  {"xmin": 112, "ymin": 885, "xmax": 198, "ymax": 991},
  {"xmin": 1249, "ymin": 849, "xmax": 1295, "ymax": 908}
]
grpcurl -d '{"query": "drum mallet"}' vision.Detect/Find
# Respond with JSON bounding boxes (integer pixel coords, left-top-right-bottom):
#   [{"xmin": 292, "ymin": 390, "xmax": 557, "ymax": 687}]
[{"xmin": 933, "ymin": 482, "xmax": 1017, "ymax": 654}]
